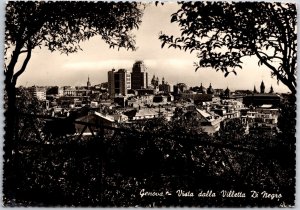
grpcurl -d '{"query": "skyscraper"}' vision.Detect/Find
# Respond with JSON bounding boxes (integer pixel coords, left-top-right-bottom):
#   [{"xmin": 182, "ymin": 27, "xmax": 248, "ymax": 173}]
[
  {"xmin": 131, "ymin": 61, "xmax": 148, "ymax": 90},
  {"xmin": 108, "ymin": 69, "xmax": 131, "ymax": 98}
]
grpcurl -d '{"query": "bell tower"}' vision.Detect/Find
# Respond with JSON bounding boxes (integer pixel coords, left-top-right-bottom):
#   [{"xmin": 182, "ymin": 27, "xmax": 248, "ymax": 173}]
[
  {"xmin": 87, "ymin": 76, "xmax": 91, "ymax": 89},
  {"xmin": 260, "ymin": 81, "xmax": 265, "ymax": 93}
]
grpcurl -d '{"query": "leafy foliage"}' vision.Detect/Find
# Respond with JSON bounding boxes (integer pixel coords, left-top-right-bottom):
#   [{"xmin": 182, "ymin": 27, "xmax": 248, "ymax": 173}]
[
  {"xmin": 15, "ymin": 87, "xmax": 45, "ymax": 141},
  {"xmin": 218, "ymin": 118, "xmax": 246, "ymax": 142},
  {"xmin": 5, "ymin": 1, "xmax": 144, "ymax": 87},
  {"xmin": 159, "ymin": 2, "xmax": 297, "ymax": 93},
  {"xmin": 7, "ymin": 114, "xmax": 294, "ymax": 206},
  {"xmin": 3, "ymin": 2, "xmax": 144, "ymax": 195}
]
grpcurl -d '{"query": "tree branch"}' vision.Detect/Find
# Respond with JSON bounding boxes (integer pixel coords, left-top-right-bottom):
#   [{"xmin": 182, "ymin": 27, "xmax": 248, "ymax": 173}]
[
  {"xmin": 290, "ymin": 55, "xmax": 296, "ymax": 76},
  {"xmin": 255, "ymin": 49, "xmax": 285, "ymax": 82},
  {"xmin": 255, "ymin": 48, "xmax": 295, "ymax": 93},
  {"xmin": 268, "ymin": 5, "xmax": 290, "ymax": 75},
  {"xmin": 12, "ymin": 45, "xmax": 32, "ymax": 86},
  {"xmin": 5, "ymin": 41, "xmax": 24, "ymax": 86},
  {"xmin": 20, "ymin": 50, "xmax": 29, "ymax": 54},
  {"xmin": 257, "ymin": 50, "xmax": 282, "ymax": 61},
  {"xmin": 279, "ymin": 4, "xmax": 293, "ymax": 71}
]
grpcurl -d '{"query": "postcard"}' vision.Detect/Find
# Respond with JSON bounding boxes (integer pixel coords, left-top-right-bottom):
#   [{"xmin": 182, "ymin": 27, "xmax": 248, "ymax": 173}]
[{"xmin": 3, "ymin": 1, "xmax": 297, "ymax": 207}]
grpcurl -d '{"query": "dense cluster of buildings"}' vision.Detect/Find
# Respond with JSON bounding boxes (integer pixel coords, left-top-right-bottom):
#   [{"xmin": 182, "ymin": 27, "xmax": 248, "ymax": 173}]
[{"xmin": 20, "ymin": 60, "xmax": 285, "ymax": 135}]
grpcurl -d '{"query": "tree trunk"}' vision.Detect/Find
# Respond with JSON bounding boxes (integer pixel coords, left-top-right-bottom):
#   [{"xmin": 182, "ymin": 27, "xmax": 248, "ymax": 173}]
[
  {"xmin": 3, "ymin": 82, "xmax": 18, "ymax": 204},
  {"xmin": 3, "ymin": 41, "xmax": 32, "ymax": 204}
]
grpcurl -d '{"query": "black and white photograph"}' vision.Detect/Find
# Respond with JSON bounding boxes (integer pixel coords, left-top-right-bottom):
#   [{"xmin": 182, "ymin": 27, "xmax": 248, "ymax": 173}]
[{"xmin": 3, "ymin": 0, "xmax": 297, "ymax": 207}]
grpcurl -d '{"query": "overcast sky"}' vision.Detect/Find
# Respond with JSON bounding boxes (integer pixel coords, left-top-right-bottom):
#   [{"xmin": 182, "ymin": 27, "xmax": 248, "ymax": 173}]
[{"xmin": 14, "ymin": 3, "xmax": 290, "ymax": 93}]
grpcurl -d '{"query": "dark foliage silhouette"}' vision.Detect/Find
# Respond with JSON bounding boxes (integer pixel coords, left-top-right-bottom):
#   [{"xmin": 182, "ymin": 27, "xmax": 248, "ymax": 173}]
[
  {"xmin": 159, "ymin": 2, "xmax": 297, "ymax": 93},
  {"xmin": 4, "ymin": 1, "xmax": 144, "ymax": 203}
]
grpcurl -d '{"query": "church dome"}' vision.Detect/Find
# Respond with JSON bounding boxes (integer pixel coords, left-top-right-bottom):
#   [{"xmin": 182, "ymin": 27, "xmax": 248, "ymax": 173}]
[
  {"xmin": 207, "ymin": 83, "xmax": 214, "ymax": 94},
  {"xmin": 224, "ymin": 87, "xmax": 230, "ymax": 95},
  {"xmin": 199, "ymin": 83, "xmax": 207, "ymax": 93}
]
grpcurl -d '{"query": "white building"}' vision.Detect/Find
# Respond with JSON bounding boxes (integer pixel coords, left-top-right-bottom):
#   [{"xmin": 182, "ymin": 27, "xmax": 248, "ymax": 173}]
[
  {"xmin": 28, "ymin": 86, "xmax": 46, "ymax": 101},
  {"xmin": 196, "ymin": 108, "xmax": 223, "ymax": 134},
  {"xmin": 241, "ymin": 105, "xmax": 279, "ymax": 128}
]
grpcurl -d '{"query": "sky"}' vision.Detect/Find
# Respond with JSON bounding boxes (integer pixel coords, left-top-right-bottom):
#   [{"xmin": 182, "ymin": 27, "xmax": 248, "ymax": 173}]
[{"xmin": 14, "ymin": 2, "xmax": 290, "ymax": 93}]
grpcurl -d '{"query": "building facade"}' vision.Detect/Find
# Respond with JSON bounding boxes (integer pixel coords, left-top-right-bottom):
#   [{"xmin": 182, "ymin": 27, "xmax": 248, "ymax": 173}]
[
  {"xmin": 46, "ymin": 86, "xmax": 64, "ymax": 97},
  {"xmin": 131, "ymin": 61, "xmax": 148, "ymax": 90},
  {"xmin": 158, "ymin": 77, "xmax": 171, "ymax": 93},
  {"xmin": 28, "ymin": 86, "xmax": 46, "ymax": 101},
  {"xmin": 173, "ymin": 83, "xmax": 188, "ymax": 94},
  {"xmin": 243, "ymin": 94, "xmax": 281, "ymax": 107},
  {"xmin": 108, "ymin": 69, "xmax": 131, "ymax": 98}
]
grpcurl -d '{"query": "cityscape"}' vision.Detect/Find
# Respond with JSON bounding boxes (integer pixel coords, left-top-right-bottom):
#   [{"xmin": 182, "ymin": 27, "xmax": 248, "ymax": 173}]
[
  {"xmin": 4, "ymin": 1, "xmax": 296, "ymax": 207},
  {"xmin": 21, "ymin": 60, "xmax": 284, "ymax": 135}
]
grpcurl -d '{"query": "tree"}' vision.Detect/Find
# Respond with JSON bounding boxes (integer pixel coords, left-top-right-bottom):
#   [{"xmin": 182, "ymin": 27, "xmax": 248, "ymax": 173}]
[
  {"xmin": 4, "ymin": 2, "xmax": 143, "ymax": 139},
  {"xmin": 159, "ymin": 2, "xmax": 297, "ymax": 93},
  {"xmin": 218, "ymin": 118, "xmax": 246, "ymax": 142},
  {"xmin": 4, "ymin": 1, "xmax": 144, "ymax": 198}
]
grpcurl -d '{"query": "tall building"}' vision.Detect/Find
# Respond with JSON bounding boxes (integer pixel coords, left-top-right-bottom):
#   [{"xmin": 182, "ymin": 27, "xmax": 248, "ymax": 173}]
[
  {"xmin": 108, "ymin": 69, "xmax": 131, "ymax": 98},
  {"xmin": 159, "ymin": 77, "xmax": 171, "ymax": 93},
  {"xmin": 131, "ymin": 61, "xmax": 148, "ymax": 90},
  {"xmin": 173, "ymin": 83, "xmax": 187, "ymax": 94}
]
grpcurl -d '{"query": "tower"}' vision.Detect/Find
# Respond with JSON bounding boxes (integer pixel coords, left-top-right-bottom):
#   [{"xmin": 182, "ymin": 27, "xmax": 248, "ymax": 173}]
[
  {"xmin": 207, "ymin": 83, "xmax": 214, "ymax": 94},
  {"xmin": 253, "ymin": 85, "xmax": 258, "ymax": 93},
  {"xmin": 108, "ymin": 69, "xmax": 131, "ymax": 98},
  {"xmin": 224, "ymin": 87, "xmax": 230, "ymax": 98},
  {"xmin": 131, "ymin": 61, "xmax": 148, "ymax": 90},
  {"xmin": 87, "ymin": 76, "xmax": 91, "ymax": 89},
  {"xmin": 260, "ymin": 81, "xmax": 265, "ymax": 93},
  {"xmin": 151, "ymin": 75, "xmax": 156, "ymax": 86},
  {"xmin": 269, "ymin": 85, "xmax": 274, "ymax": 94},
  {"xmin": 199, "ymin": 83, "xmax": 207, "ymax": 94},
  {"xmin": 159, "ymin": 77, "xmax": 170, "ymax": 93}
]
